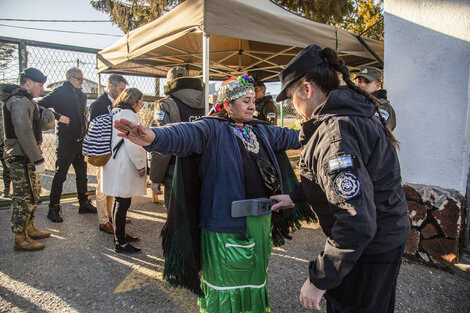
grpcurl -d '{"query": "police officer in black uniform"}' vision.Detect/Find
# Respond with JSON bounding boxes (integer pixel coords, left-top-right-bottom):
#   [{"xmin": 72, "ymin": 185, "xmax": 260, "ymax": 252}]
[{"xmin": 271, "ymin": 45, "xmax": 410, "ymax": 312}]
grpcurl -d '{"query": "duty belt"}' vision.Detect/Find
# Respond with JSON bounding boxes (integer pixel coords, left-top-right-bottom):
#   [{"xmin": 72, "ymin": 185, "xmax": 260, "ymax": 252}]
[
  {"xmin": 6, "ymin": 156, "xmax": 27, "ymax": 163},
  {"xmin": 231, "ymin": 197, "xmax": 294, "ymax": 218}
]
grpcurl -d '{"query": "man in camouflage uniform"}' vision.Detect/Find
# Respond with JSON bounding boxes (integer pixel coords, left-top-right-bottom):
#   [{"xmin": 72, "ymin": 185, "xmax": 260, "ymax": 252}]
[
  {"xmin": 253, "ymin": 80, "xmax": 278, "ymax": 125},
  {"xmin": 0, "ymin": 103, "xmax": 11, "ymax": 196},
  {"xmin": 355, "ymin": 66, "xmax": 397, "ymax": 131},
  {"xmin": 0, "ymin": 67, "xmax": 55, "ymax": 251}
]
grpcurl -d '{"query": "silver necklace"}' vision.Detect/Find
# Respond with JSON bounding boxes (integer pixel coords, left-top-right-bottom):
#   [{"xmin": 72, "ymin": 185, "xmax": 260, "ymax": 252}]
[{"xmin": 230, "ymin": 125, "xmax": 260, "ymax": 154}]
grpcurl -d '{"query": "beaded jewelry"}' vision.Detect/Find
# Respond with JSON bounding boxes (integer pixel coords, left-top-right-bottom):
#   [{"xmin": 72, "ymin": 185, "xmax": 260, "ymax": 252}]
[{"xmin": 229, "ymin": 122, "xmax": 260, "ymax": 154}]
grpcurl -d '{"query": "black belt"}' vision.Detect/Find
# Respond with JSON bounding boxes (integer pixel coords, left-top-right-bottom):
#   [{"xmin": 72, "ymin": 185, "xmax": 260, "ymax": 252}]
[{"xmin": 6, "ymin": 156, "xmax": 27, "ymax": 163}]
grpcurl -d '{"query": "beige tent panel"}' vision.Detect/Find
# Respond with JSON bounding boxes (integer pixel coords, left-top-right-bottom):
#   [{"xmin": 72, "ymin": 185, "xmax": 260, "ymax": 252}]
[{"xmin": 97, "ymin": 0, "xmax": 384, "ymax": 81}]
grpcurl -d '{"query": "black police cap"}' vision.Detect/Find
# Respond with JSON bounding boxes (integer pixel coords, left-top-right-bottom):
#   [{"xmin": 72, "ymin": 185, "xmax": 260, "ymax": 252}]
[
  {"xmin": 276, "ymin": 44, "xmax": 325, "ymax": 102},
  {"xmin": 21, "ymin": 67, "xmax": 47, "ymax": 84}
]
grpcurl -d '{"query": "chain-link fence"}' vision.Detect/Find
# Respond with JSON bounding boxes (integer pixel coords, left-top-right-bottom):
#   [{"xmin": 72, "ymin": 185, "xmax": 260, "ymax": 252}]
[
  {"xmin": 0, "ymin": 37, "xmax": 161, "ymax": 205},
  {"xmin": 0, "ymin": 36, "xmax": 301, "ymax": 205}
]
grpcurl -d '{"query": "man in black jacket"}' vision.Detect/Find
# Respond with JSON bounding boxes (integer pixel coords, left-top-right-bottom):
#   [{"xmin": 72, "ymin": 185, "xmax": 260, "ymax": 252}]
[
  {"xmin": 38, "ymin": 67, "xmax": 96, "ymax": 222},
  {"xmin": 89, "ymin": 74, "xmax": 127, "ymax": 233}
]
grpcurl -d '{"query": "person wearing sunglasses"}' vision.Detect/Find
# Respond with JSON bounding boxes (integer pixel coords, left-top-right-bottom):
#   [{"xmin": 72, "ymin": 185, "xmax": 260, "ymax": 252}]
[
  {"xmin": 38, "ymin": 67, "xmax": 96, "ymax": 223},
  {"xmin": 271, "ymin": 44, "xmax": 410, "ymax": 312},
  {"xmin": 113, "ymin": 74, "xmax": 302, "ymax": 313}
]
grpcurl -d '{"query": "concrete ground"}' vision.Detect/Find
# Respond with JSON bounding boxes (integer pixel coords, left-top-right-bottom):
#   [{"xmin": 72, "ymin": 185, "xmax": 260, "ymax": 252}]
[{"xmin": 0, "ymin": 191, "xmax": 469, "ymax": 313}]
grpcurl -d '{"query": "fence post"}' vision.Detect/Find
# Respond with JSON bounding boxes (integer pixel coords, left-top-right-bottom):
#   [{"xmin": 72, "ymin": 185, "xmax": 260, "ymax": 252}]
[
  {"xmin": 154, "ymin": 77, "xmax": 160, "ymax": 97},
  {"xmin": 18, "ymin": 40, "xmax": 27, "ymax": 72},
  {"xmin": 280, "ymin": 100, "xmax": 284, "ymax": 127}
]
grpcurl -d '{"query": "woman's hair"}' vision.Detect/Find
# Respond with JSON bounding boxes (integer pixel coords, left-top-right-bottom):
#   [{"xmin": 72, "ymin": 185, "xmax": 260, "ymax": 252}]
[
  {"xmin": 292, "ymin": 47, "xmax": 398, "ymax": 148},
  {"xmin": 113, "ymin": 87, "xmax": 143, "ymax": 109}
]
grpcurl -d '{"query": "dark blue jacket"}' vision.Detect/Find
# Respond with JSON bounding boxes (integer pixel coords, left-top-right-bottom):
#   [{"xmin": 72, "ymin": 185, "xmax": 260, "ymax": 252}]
[
  {"xmin": 89, "ymin": 92, "xmax": 112, "ymax": 121},
  {"xmin": 144, "ymin": 118, "xmax": 300, "ymax": 233}
]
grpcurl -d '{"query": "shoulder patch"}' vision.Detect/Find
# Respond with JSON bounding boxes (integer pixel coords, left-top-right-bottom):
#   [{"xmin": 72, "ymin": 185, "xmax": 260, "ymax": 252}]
[
  {"xmin": 328, "ymin": 155, "xmax": 354, "ymax": 172},
  {"xmin": 375, "ymin": 109, "xmax": 389, "ymax": 121},
  {"xmin": 334, "ymin": 172, "xmax": 360, "ymax": 199},
  {"xmin": 154, "ymin": 109, "xmax": 165, "ymax": 121}
]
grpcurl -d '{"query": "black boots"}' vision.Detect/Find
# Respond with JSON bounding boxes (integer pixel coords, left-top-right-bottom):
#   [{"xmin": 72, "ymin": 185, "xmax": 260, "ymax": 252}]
[
  {"xmin": 78, "ymin": 200, "xmax": 97, "ymax": 214},
  {"xmin": 47, "ymin": 204, "xmax": 63, "ymax": 223}
]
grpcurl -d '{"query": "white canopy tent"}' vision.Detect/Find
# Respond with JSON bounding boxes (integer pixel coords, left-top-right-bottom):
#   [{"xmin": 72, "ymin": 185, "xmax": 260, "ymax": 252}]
[{"xmin": 97, "ymin": 0, "xmax": 384, "ymax": 111}]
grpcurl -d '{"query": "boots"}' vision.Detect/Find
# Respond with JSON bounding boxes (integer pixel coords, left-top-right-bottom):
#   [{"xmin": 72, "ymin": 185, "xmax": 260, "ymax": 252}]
[
  {"xmin": 26, "ymin": 219, "xmax": 51, "ymax": 239},
  {"xmin": 47, "ymin": 204, "xmax": 63, "ymax": 223},
  {"xmin": 14, "ymin": 231, "xmax": 45, "ymax": 251}
]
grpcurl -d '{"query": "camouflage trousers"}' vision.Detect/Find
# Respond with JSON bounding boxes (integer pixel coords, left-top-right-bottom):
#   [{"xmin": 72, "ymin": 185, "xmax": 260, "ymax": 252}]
[
  {"xmin": 8, "ymin": 160, "xmax": 41, "ymax": 233},
  {"xmin": 0, "ymin": 145, "xmax": 11, "ymax": 192}
]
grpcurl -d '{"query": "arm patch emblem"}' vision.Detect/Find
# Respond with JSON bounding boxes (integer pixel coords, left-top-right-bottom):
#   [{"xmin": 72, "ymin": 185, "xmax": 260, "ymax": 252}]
[
  {"xmin": 328, "ymin": 155, "xmax": 353, "ymax": 172},
  {"xmin": 154, "ymin": 109, "xmax": 165, "ymax": 121},
  {"xmin": 334, "ymin": 172, "xmax": 360, "ymax": 199}
]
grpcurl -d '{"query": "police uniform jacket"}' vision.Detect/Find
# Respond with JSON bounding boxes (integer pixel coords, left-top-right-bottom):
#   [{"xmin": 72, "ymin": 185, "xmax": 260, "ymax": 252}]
[
  {"xmin": 150, "ymin": 88, "xmax": 204, "ymax": 185},
  {"xmin": 372, "ymin": 89, "xmax": 396, "ymax": 131},
  {"xmin": 289, "ymin": 87, "xmax": 410, "ymax": 290},
  {"xmin": 38, "ymin": 81, "xmax": 88, "ymax": 141},
  {"xmin": 255, "ymin": 95, "xmax": 278, "ymax": 125},
  {"xmin": 0, "ymin": 85, "xmax": 55, "ymax": 164}
]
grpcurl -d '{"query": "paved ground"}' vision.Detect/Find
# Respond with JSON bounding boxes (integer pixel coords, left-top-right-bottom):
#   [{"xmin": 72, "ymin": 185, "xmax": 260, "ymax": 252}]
[{"xmin": 0, "ymin": 191, "xmax": 469, "ymax": 313}]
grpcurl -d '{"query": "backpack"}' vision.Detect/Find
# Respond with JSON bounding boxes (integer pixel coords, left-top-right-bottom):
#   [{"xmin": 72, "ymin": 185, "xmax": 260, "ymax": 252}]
[{"xmin": 82, "ymin": 112, "xmax": 124, "ymax": 167}]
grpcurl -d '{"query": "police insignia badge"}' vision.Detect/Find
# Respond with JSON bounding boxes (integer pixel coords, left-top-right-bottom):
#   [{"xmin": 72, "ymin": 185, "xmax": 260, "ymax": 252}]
[
  {"xmin": 154, "ymin": 110, "xmax": 165, "ymax": 121},
  {"xmin": 334, "ymin": 172, "xmax": 360, "ymax": 199}
]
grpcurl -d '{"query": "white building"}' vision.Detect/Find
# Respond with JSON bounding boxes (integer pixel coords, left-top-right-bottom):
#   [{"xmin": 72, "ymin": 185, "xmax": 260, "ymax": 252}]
[{"xmin": 385, "ymin": 0, "xmax": 470, "ymax": 196}]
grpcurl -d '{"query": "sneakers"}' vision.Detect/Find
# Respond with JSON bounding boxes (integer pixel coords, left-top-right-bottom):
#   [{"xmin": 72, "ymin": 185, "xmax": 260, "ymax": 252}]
[
  {"xmin": 114, "ymin": 243, "xmax": 141, "ymax": 254},
  {"xmin": 78, "ymin": 200, "xmax": 97, "ymax": 214},
  {"xmin": 47, "ymin": 204, "xmax": 63, "ymax": 223},
  {"xmin": 99, "ymin": 221, "xmax": 114, "ymax": 234}
]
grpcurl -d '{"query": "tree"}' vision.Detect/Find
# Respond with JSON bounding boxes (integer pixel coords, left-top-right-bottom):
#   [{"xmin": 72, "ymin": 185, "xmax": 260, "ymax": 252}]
[
  {"xmin": 90, "ymin": 0, "xmax": 383, "ymax": 40},
  {"xmin": 90, "ymin": 0, "xmax": 183, "ymax": 33},
  {"xmin": 342, "ymin": 0, "xmax": 384, "ymax": 40},
  {"xmin": 275, "ymin": 0, "xmax": 355, "ymax": 25},
  {"xmin": 0, "ymin": 43, "xmax": 15, "ymax": 69}
]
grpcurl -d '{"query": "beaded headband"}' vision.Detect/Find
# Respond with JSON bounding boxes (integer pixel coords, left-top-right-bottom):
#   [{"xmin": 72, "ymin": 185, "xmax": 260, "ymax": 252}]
[{"xmin": 217, "ymin": 74, "xmax": 255, "ymax": 103}]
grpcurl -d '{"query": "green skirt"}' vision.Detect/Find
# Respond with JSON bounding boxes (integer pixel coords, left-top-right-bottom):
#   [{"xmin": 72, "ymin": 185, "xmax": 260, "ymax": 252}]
[{"xmin": 199, "ymin": 215, "xmax": 273, "ymax": 313}]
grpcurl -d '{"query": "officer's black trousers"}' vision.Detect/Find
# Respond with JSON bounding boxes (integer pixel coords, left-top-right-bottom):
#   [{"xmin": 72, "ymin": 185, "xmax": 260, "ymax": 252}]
[
  {"xmin": 112, "ymin": 197, "xmax": 131, "ymax": 245},
  {"xmin": 49, "ymin": 139, "xmax": 88, "ymax": 206},
  {"xmin": 326, "ymin": 243, "xmax": 405, "ymax": 313}
]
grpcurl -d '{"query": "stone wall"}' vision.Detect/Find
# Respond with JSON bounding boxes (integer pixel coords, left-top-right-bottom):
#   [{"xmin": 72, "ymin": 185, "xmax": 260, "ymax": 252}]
[{"xmin": 404, "ymin": 184, "xmax": 466, "ymax": 266}]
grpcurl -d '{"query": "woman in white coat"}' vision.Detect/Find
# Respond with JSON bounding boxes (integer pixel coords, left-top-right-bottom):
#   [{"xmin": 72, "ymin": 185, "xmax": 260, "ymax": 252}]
[{"xmin": 101, "ymin": 88, "xmax": 147, "ymax": 253}]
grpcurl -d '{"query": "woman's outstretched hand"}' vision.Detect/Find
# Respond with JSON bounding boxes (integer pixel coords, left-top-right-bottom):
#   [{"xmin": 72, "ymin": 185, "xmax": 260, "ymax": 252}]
[{"xmin": 114, "ymin": 118, "xmax": 156, "ymax": 147}]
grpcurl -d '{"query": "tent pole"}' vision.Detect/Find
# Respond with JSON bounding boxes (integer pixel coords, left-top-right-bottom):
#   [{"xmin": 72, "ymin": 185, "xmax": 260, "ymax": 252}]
[
  {"xmin": 97, "ymin": 73, "xmax": 101, "ymax": 96},
  {"xmin": 203, "ymin": 32, "xmax": 210, "ymax": 114}
]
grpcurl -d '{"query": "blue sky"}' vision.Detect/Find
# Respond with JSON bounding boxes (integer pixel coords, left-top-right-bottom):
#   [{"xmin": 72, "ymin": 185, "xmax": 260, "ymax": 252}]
[{"xmin": 0, "ymin": 0, "xmax": 124, "ymax": 49}]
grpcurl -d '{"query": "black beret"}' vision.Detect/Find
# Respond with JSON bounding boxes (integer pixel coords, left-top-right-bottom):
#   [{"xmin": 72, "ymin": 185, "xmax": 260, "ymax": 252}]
[
  {"xmin": 21, "ymin": 67, "xmax": 47, "ymax": 84},
  {"xmin": 276, "ymin": 44, "xmax": 325, "ymax": 102}
]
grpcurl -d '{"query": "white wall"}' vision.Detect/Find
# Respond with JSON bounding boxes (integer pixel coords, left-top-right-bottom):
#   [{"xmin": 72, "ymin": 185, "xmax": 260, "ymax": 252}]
[{"xmin": 385, "ymin": 0, "xmax": 470, "ymax": 194}]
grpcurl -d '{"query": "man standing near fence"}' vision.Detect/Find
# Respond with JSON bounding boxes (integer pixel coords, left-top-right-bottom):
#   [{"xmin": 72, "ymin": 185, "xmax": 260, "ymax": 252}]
[
  {"xmin": 89, "ymin": 74, "xmax": 127, "ymax": 234},
  {"xmin": 38, "ymin": 67, "xmax": 96, "ymax": 223},
  {"xmin": 0, "ymin": 67, "xmax": 55, "ymax": 250}
]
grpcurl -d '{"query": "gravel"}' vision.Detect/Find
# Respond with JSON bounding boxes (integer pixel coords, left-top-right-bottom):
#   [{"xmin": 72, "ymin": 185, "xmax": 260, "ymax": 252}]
[{"xmin": 0, "ymin": 192, "xmax": 468, "ymax": 313}]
